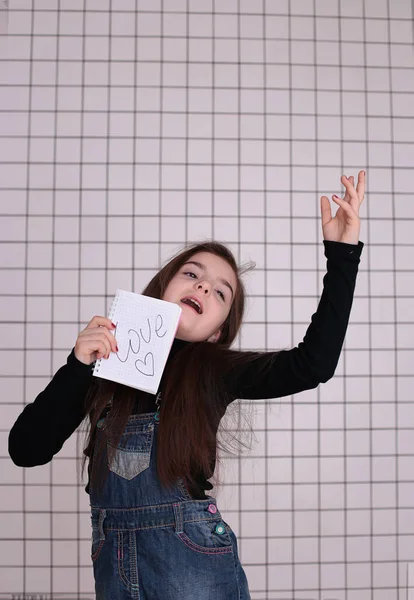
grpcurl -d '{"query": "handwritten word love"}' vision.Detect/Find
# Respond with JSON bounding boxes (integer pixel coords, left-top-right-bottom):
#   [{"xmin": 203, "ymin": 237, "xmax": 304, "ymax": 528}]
[{"xmin": 113, "ymin": 315, "xmax": 167, "ymax": 377}]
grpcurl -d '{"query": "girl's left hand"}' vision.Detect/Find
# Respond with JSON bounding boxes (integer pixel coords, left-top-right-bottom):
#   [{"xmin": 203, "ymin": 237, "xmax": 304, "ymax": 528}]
[{"xmin": 321, "ymin": 170, "xmax": 365, "ymax": 245}]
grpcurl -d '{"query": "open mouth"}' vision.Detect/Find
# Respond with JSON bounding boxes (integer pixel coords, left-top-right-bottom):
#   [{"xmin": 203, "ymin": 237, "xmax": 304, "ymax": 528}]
[{"xmin": 181, "ymin": 297, "xmax": 203, "ymax": 314}]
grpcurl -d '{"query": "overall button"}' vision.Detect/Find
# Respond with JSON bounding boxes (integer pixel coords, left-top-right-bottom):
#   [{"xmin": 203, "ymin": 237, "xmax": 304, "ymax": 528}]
[
  {"xmin": 97, "ymin": 418, "xmax": 105, "ymax": 428},
  {"xmin": 215, "ymin": 523, "xmax": 226, "ymax": 535},
  {"xmin": 207, "ymin": 503, "xmax": 217, "ymax": 514}
]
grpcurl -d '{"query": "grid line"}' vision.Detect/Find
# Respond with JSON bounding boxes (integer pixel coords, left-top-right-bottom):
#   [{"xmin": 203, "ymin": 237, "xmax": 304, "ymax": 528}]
[{"xmin": 1, "ymin": 1, "xmax": 413, "ymax": 597}]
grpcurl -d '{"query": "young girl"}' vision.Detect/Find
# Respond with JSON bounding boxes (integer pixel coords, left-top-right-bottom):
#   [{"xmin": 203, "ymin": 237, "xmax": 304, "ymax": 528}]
[{"xmin": 9, "ymin": 172, "xmax": 365, "ymax": 599}]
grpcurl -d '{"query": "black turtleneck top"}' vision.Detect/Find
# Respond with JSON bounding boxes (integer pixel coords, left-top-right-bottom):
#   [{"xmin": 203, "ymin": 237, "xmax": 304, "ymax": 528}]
[{"xmin": 8, "ymin": 240, "xmax": 364, "ymax": 499}]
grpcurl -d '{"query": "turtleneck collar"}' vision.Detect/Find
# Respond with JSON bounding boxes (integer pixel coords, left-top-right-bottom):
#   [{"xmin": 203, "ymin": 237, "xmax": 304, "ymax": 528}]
[{"xmin": 168, "ymin": 337, "xmax": 190, "ymax": 360}]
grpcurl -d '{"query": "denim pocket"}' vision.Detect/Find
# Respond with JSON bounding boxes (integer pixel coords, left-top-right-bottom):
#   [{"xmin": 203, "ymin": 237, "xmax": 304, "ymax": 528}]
[
  {"xmin": 177, "ymin": 518, "xmax": 234, "ymax": 555},
  {"xmin": 91, "ymin": 509, "xmax": 106, "ymax": 562},
  {"xmin": 91, "ymin": 530, "xmax": 105, "ymax": 562},
  {"xmin": 107, "ymin": 421, "xmax": 154, "ymax": 481}
]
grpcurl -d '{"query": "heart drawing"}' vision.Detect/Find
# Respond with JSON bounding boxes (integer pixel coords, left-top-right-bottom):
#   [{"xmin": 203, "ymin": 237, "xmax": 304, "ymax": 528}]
[{"xmin": 135, "ymin": 352, "xmax": 155, "ymax": 377}]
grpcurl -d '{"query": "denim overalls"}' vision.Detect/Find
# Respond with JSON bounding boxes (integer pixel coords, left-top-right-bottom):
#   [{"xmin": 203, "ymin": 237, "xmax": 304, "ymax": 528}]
[{"xmin": 90, "ymin": 409, "xmax": 251, "ymax": 599}]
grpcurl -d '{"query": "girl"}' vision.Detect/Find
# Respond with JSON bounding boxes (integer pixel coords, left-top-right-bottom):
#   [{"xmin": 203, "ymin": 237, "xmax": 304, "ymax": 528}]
[{"xmin": 9, "ymin": 172, "xmax": 365, "ymax": 599}]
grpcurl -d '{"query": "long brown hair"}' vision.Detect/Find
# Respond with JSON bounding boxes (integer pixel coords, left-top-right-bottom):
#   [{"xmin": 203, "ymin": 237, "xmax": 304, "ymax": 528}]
[{"xmin": 80, "ymin": 241, "xmax": 279, "ymax": 495}]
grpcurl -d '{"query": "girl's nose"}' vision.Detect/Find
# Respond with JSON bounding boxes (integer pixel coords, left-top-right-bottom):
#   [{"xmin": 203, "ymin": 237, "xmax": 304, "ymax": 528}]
[{"xmin": 197, "ymin": 282, "xmax": 210, "ymax": 294}]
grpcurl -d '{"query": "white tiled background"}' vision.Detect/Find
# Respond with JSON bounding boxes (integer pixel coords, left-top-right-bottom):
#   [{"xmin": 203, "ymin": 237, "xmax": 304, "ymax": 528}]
[{"xmin": 1, "ymin": 0, "xmax": 414, "ymax": 598}]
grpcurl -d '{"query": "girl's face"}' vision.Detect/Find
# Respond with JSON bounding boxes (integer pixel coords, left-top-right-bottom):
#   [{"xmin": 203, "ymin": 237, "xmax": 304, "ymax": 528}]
[{"xmin": 162, "ymin": 251, "xmax": 238, "ymax": 343}]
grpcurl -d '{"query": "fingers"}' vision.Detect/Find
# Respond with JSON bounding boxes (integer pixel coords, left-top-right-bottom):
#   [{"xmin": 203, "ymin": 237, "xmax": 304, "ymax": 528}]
[
  {"xmin": 75, "ymin": 316, "xmax": 118, "ymax": 364},
  {"xmin": 84, "ymin": 315, "xmax": 118, "ymax": 357},
  {"xmin": 80, "ymin": 328, "xmax": 118, "ymax": 356},
  {"xmin": 320, "ymin": 195, "xmax": 332, "ymax": 227},
  {"xmin": 74, "ymin": 332, "xmax": 114, "ymax": 365},
  {"xmin": 77, "ymin": 333, "xmax": 110, "ymax": 360},
  {"xmin": 356, "ymin": 170, "xmax": 365, "ymax": 200},
  {"xmin": 340, "ymin": 175, "xmax": 357, "ymax": 198},
  {"xmin": 88, "ymin": 336, "xmax": 112, "ymax": 360},
  {"xmin": 85, "ymin": 316, "xmax": 118, "ymax": 357},
  {"xmin": 86, "ymin": 315, "xmax": 116, "ymax": 331},
  {"xmin": 340, "ymin": 172, "xmax": 365, "ymax": 200}
]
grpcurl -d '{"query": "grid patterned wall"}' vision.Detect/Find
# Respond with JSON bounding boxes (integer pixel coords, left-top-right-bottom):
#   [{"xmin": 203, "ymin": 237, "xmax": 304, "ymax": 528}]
[{"xmin": 1, "ymin": 0, "xmax": 414, "ymax": 598}]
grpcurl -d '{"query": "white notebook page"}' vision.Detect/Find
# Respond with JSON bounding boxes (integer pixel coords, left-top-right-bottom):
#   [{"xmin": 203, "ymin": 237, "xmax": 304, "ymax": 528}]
[{"xmin": 93, "ymin": 290, "xmax": 182, "ymax": 394}]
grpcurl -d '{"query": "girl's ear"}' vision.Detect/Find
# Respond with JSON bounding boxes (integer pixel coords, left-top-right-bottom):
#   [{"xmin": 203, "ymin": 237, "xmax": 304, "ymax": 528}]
[{"xmin": 207, "ymin": 330, "xmax": 221, "ymax": 343}]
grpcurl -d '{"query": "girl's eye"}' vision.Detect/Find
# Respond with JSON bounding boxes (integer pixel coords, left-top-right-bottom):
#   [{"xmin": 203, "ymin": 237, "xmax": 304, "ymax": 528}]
[{"xmin": 183, "ymin": 271, "xmax": 225, "ymax": 301}]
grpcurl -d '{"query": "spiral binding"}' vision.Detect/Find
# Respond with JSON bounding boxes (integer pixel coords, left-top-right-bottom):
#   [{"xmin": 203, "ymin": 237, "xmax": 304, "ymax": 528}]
[{"xmin": 94, "ymin": 291, "xmax": 119, "ymax": 373}]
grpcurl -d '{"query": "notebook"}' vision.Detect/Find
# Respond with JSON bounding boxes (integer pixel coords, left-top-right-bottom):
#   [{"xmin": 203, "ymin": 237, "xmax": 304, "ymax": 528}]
[{"xmin": 93, "ymin": 289, "xmax": 182, "ymax": 394}]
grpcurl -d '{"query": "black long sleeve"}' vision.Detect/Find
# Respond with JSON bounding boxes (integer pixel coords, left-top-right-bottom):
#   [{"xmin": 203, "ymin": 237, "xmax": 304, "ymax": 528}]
[
  {"xmin": 8, "ymin": 239, "xmax": 363, "ymax": 470},
  {"xmin": 224, "ymin": 239, "xmax": 364, "ymax": 401},
  {"xmin": 8, "ymin": 350, "xmax": 93, "ymax": 467}
]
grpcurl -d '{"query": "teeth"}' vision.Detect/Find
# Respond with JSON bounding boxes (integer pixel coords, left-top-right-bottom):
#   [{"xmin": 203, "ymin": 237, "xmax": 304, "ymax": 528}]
[
  {"xmin": 182, "ymin": 297, "xmax": 201, "ymax": 313},
  {"xmin": 191, "ymin": 299, "xmax": 201, "ymax": 311}
]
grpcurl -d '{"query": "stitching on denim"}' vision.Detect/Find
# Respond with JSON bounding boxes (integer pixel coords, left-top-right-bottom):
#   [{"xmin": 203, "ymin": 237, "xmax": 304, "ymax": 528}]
[
  {"xmin": 177, "ymin": 477, "xmax": 193, "ymax": 500},
  {"xmin": 108, "ymin": 450, "xmax": 151, "ymax": 480},
  {"xmin": 118, "ymin": 530, "xmax": 141, "ymax": 596},
  {"xmin": 91, "ymin": 537, "xmax": 105, "ymax": 562},
  {"xmin": 173, "ymin": 502, "xmax": 183, "ymax": 534},
  {"xmin": 108, "ymin": 442, "xmax": 152, "ymax": 453},
  {"xmin": 129, "ymin": 529, "xmax": 140, "ymax": 599},
  {"xmin": 104, "ymin": 516, "xmax": 223, "ymax": 532},
  {"xmin": 118, "ymin": 423, "xmax": 150, "ymax": 432},
  {"xmin": 118, "ymin": 531, "xmax": 132, "ymax": 590},
  {"xmin": 106, "ymin": 425, "xmax": 154, "ymax": 479},
  {"xmin": 234, "ymin": 546, "xmax": 242, "ymax": 600},
  {"xmin": 177, "ymin": 532, "xmax": 234, "ymax": 555},
  {"xmin": 90, "ymin": 498, "xmax": 216, "ymax": 512},
  {"xmin": 91, "ymin": 508, "xmax": 106, "ymax": 561},
  {"xmin": 125, "ymin": 412, "xmax": 156, "ymax": 421}
]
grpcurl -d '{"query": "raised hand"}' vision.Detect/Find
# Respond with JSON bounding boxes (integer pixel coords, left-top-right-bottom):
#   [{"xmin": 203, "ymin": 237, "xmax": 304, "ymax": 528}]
[{"xmin": 321, "ymin": 170, "xmax": 365, "ymax": 245}]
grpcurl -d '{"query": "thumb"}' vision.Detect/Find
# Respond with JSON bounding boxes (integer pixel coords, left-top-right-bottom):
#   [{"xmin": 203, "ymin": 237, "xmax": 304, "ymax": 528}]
[{"xmin": 320, "ymin": 195, "xmax": 332, "ymax": 228}]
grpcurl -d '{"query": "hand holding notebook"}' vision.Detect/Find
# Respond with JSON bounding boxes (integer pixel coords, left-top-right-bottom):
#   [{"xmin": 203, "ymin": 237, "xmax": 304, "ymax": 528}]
[{"xmin": 93, "ymin": 290, "xmax": 182, "ymax": 394}]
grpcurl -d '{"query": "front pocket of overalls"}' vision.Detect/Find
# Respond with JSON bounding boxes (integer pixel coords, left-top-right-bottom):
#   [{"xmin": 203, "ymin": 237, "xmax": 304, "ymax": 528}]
[
  {"xmin": 177, "ymin": 518, "xmax": 234, "ymax": 555},
  {"xmin": 107, "ymin": 422, "xmax": 154, "ymax": 481},
  {"xmin": 91, "ymin": 529, "xmax": 105, "ymax": 562},
  {"xmin": 91, "ymin": 509, "xmax": 106, "ymax": 562}
]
